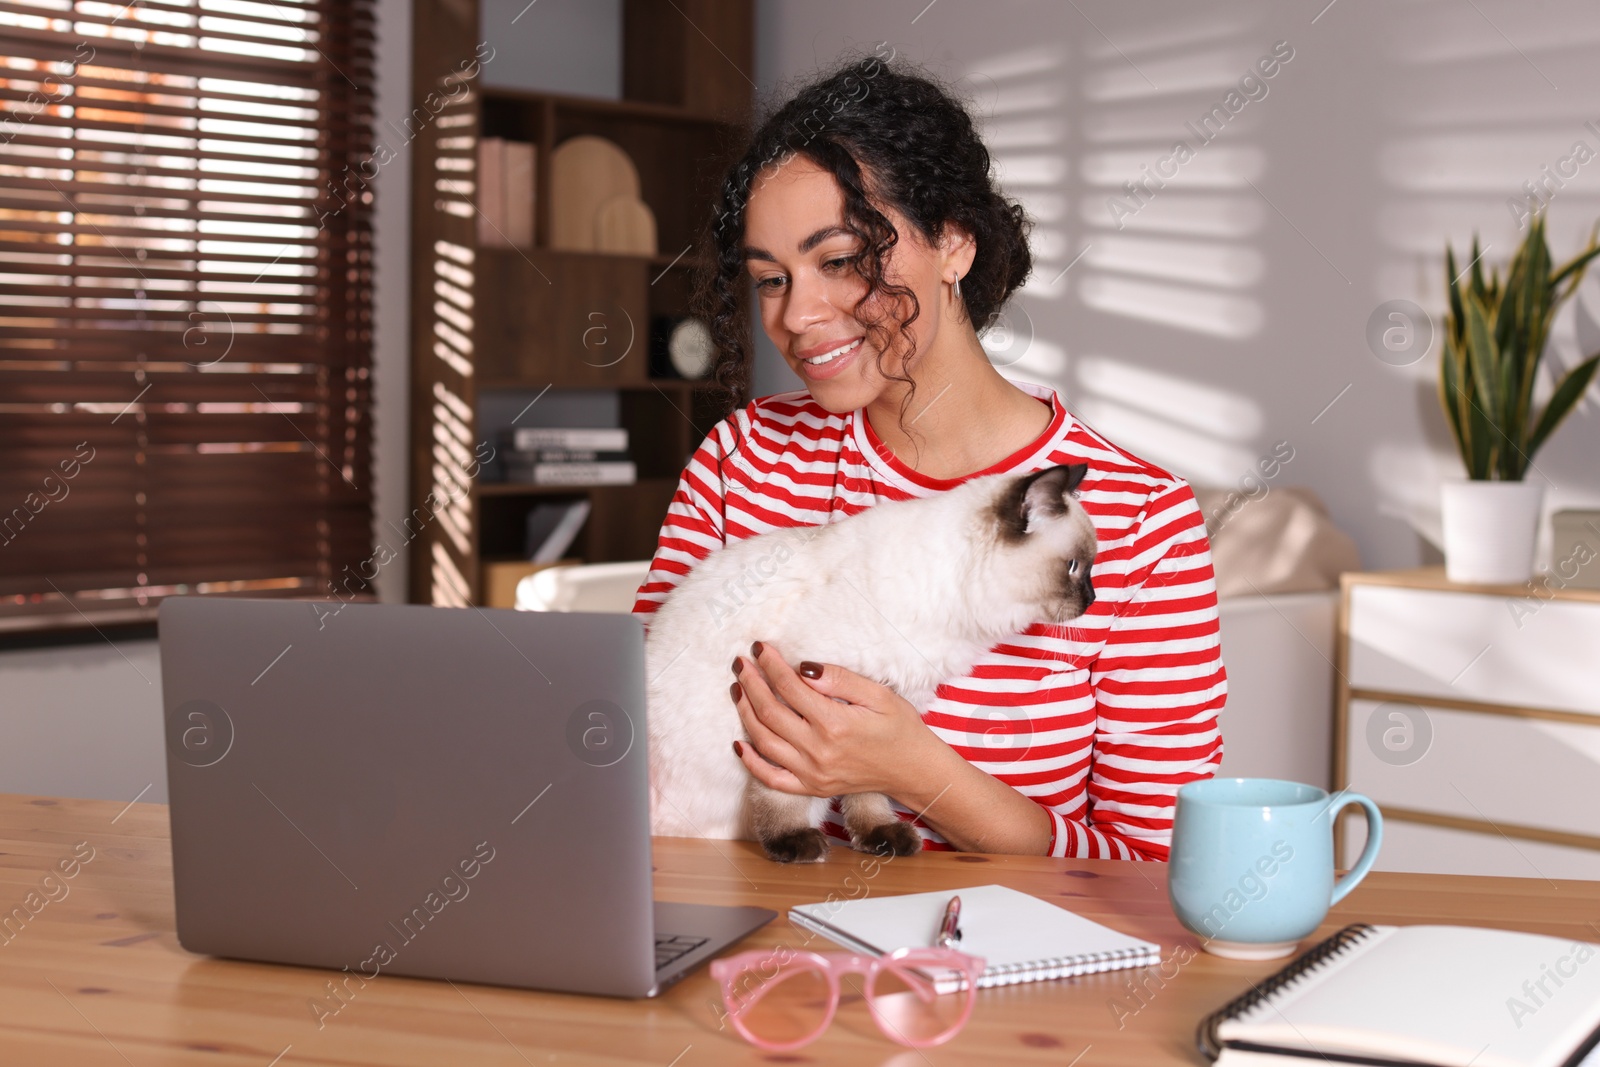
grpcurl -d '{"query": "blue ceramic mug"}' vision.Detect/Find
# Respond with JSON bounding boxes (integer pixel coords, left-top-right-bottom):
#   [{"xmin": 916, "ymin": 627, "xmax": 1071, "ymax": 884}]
[{"xmin": 1168, "ymin": 778, "xmax": 1383, "ymax": 960}]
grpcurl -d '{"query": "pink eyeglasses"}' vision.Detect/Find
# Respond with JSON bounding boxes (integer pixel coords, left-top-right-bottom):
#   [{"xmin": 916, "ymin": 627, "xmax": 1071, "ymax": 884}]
[{"xmin": 710, "ymin": 945, "xmax": 987, "ymax": 1051}]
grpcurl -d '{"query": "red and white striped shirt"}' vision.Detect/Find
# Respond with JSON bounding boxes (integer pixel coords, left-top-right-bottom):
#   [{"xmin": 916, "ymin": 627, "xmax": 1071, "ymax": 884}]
[{"xmin": 632, "ymin": 380, "xmax": 1225, "ymax": 860}]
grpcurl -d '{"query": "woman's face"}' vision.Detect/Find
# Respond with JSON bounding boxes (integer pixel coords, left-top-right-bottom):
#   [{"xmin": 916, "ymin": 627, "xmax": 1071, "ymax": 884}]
[{"xmin": 742, "ymin": 154, "xmax": 949, "ymax": 414}]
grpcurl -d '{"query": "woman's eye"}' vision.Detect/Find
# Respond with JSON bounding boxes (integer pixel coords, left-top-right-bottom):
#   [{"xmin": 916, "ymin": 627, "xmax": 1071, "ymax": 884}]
[
  {"xmin": 823, "ymin": 255, "xmax": 857, "ymax": 272},
  {"xmin": 755, "ymin": 275, "xmax": 787, "ymax": 292}
]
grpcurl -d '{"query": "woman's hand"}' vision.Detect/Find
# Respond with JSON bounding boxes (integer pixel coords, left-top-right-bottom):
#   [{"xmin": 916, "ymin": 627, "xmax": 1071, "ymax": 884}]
[
  {"xmin": 730, "ymin": 642, "xmax": 937, "ymax": 800},
  {"xmin": 729, "ymin": 640, "xmax": 1055, "ymax": 855}
]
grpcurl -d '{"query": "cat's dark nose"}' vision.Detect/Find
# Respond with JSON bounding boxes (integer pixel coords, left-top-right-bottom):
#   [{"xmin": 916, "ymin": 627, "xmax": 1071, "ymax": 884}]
[{"xmin": 1080, "ymin": 576, "xmax": 1095, "ymax": 609}]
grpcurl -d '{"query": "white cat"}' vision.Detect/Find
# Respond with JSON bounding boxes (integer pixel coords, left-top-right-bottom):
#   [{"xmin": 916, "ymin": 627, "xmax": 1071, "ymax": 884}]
[{"xmin": 645, "ymin": 463, "xmax": 1098, "ymax": 862}]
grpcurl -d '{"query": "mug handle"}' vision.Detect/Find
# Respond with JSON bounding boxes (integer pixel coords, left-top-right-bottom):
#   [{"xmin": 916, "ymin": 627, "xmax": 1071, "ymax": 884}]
[{"xmin": 1327, "ymin": 791, "xmax": 1384, "ymax": 905}]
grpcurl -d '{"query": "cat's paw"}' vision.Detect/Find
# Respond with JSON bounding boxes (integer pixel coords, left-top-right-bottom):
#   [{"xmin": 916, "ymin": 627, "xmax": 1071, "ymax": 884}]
[
  {"xmin": 760, "ymin": 827, "xmax": 830, "ymax": 863},
  {"xmin": 855, "ymin": 821, "xmax": 922, "ymax": 858}
]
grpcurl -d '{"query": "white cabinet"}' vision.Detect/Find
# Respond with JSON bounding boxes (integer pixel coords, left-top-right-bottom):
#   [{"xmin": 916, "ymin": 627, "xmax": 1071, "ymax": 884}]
[{"xmin": 1335, "ymin": 569, "xmax": 1600, "ymax": 879}]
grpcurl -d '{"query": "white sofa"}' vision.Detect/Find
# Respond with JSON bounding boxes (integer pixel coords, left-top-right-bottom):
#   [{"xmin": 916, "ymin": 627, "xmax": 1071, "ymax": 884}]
[{"xmin": 517, "ymin": 559, "xmax": 1342, "ymax": 789}]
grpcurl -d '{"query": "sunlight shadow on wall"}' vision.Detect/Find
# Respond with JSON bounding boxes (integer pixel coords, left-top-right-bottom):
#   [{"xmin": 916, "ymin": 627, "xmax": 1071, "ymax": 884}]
[
  {"xmin": 1073, "ymin": 354, "xmax": 1263, "ymax": 484},
  {"xmin": 966, "ymin": 13, "xmax": 1271, "ymax": 487},
  {"xmin": 1074, "ymin": 10, "xmax": 1268, "ymax": 342}
]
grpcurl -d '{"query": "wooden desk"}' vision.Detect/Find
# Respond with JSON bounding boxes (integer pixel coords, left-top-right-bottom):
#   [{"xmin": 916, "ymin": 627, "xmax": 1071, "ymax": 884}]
[{"xmin": 5, "ymin": 793, "xmax": 1598, "ymax": 1066}]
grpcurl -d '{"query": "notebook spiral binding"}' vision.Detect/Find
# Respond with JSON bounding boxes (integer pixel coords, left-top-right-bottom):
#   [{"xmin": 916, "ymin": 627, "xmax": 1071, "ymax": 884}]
[
  {"xmin": 1195, "ymin": 923, "xmax": 1380, "ymax": 1061},
  {"xmin": 982, "ymin": 944, "xmax": 1158, "ymax": 987}
]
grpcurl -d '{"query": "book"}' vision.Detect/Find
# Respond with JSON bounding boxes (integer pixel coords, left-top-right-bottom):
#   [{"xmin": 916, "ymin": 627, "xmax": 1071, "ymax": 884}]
[
  {"xmin": 510, "ymin": 427, "xmax": 629, "ymax": 453},
  {"xmin": 523, "ymin": 500, "xmax": 590, "ymax": 563},
  {"xmin": 502, "ymin": 461, "xmax": 636, "ymax": 487},
  {"xmin": 1199, "ymin": 924, "xmax": 1600, "ymax": 1067},
  {"xmin": 503, "ymin": 140, "xmax": 534, "ymax": 248},
  {"xmin": 788, "ymin": 884, "xmax": 1160, "ymax": 995},
  {"xmin": 508, "ymin": 449, "xmax": 630, "ymax": 464},
  {"xmin": 476, "ymin": 137, "xmax": 505, "ymax": 247},
  {"xmin": 474, "ymin": 137, "xmax": 533, "ymax": 248}
]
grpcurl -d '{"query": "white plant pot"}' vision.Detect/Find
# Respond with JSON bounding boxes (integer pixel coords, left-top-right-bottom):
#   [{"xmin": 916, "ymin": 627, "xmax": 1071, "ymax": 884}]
[{"xmin": 1440, "ymin": 480, "xmax": 1544, "ymax": 585}]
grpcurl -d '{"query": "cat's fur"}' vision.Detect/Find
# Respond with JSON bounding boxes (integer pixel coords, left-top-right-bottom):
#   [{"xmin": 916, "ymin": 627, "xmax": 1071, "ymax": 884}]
[{"xmin": 645, "ymin": 463, "xmax": 1098, "ymax": 862}]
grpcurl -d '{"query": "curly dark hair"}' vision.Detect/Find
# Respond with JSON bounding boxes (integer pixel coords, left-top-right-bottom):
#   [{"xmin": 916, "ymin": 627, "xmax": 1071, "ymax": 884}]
[{"xmin": 694, "ymin": 50, "xmax": 1034, "ymax": 425}]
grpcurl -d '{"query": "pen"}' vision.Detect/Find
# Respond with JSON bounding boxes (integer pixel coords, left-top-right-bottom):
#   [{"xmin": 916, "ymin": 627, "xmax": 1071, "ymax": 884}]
[{"xmin": 935, "ymin": 894, "xmax": 962, "ymax": 949}]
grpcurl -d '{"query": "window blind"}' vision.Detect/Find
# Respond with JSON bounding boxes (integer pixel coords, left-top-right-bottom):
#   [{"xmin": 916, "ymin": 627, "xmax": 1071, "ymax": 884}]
[{"xmin": 0, "ymin": 0, "xmax": 376, "ymax": 633}]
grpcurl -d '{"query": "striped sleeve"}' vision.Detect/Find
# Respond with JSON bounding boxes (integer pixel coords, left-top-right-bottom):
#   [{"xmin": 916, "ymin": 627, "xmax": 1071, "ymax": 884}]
[
  {"xmin": 1081, "ymin": 482, "xmax": 1226, "ymax": 861},
  {"xmin": 630, "ymin": 420, "xmax": 734, "ymax": 621}
]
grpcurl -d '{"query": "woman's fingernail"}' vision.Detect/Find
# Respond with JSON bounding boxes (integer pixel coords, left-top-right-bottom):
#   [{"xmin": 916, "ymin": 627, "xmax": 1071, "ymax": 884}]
[
  {"xmin": 799, "ymin": 661, "xmax": 822, "ymax": 679},
  {"xmin": 730, "ymin": 681, "xmax": 742, "ymax": 702},
  {"xmin": 751, "ymin": 640, "xmax": 764, "ymax": 658},
  {"xmin": 731, "ymin": 656, "xmax": 741, "ymax": 675},
  {"xmin": 732, "ymin": 740, "xmax": 744, "ymax": 758}
]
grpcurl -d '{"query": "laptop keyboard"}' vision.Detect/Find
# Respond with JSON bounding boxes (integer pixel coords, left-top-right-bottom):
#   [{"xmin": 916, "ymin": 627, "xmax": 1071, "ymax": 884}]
[{"xmin": 655, "ymin": 933, "xmax": 709, "ymax": 972}]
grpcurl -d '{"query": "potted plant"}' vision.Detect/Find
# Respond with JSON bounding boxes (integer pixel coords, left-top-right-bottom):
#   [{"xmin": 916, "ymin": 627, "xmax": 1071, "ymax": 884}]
[{"xmin": 1438, "ymin": 213, "xmax": 1600, "ymax": 584}]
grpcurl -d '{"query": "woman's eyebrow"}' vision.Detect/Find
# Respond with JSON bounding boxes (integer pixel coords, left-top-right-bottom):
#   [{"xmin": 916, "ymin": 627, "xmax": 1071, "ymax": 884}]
[{"xmin": 743, "ymin": 225, "xmax": 853, "ymax": 262}]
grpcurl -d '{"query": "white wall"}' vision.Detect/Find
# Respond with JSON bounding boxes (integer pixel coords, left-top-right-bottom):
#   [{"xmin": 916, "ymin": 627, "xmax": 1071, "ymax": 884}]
[{"xmin": 753, "ymin": 0, "xmax": 1600, "ymax": 571}]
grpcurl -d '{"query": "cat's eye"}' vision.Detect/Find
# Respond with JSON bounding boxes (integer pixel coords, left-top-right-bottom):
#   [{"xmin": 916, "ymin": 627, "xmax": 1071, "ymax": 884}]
[{"xmin": 1068, "ymin": 560, "xmax": 1079, "ymax": 575}]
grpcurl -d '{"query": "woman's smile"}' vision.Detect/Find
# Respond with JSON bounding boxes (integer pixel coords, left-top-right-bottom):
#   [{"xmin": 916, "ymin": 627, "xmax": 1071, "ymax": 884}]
[{"xmin": 794, "ymin": 336, "xmax": 864, "ymax": 380}]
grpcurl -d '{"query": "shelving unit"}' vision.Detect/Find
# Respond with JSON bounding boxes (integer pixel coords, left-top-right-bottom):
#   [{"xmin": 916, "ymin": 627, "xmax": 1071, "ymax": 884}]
[{"xmin": 407, "ymin": 0, "xmax": 753, "ymax": 606}]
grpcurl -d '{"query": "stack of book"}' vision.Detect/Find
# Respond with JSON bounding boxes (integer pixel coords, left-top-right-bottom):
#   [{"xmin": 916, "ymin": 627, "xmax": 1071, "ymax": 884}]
[
  {"xmin": 502, "ymin": 427, "xmax": 636, "ymax": 486},
  {"xmin": 476, "ymin": 137, "xmax": 534, "ymax": 248}
]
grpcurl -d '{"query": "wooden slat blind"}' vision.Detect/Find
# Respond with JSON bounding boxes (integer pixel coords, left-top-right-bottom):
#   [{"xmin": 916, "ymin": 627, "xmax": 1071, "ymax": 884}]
[{"xmin": 0, "ymin": 0, "xmax": 376, "ymax": 632}]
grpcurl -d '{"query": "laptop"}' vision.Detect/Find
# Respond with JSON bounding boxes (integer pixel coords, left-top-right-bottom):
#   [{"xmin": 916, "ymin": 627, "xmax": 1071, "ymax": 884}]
[{"xmin": 158, "ymin": 596, "xmax": 774, "ymax": 998}]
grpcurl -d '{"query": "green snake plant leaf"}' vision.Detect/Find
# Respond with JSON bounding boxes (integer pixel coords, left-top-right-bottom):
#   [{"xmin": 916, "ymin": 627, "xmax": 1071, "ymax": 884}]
[
  {"xmin": 1462, "ymin": 292, "xmax": 1500, "ymax": 419},
  {"xmin": 1464, "ymin": 371, "xmax": 1497, "ymax": 479},
  {"xmin": 1469, "ymin": 234, "xmax": 1488, "ymax": 304},
  {"xmin": 1507, "ymin": 222, "xmax": 1546, "ymax": 451},
  {"xmin": 1439, "ymin": 333, "xmax": 1471, "ymax": 472},
  {"xmin": 1524, "ymin": 353, "xmax": 1600, "ymax": 460},
  {"xmin": 1445, "ymin": 244, "xmax": 1465, "ymax": 334},
  {"xmin": 1463, "ymin": 292, "xmax": 1508, "ymax": 478}
]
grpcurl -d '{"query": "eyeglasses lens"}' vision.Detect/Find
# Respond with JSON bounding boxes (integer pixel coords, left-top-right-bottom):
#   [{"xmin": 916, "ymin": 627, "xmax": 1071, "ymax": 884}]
[
  {"xmin": 735, "ymin": 962, "xmax": 831, "ymax": 1047},
  {"xmin": 867, "ymin": 961, "xmax": 973, "ymax": 1046}
]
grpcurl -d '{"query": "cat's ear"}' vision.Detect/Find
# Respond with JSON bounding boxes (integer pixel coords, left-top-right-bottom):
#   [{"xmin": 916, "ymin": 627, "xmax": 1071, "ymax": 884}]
[
  {"xmin": 1017, "ymin": 467, "xmax": 1081, "ymax": 534},
  {"xmin": 1000, "ymin": 464, "xmax": 1087, "ymax": 538}
]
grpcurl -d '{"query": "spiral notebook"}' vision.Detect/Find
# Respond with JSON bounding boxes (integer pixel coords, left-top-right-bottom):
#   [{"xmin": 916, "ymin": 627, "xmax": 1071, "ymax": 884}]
[
  {"xmin": 1199, "ymin": 924, "xmax": 1600, "ymax": 1067},
  {"xmin": 787, "ymin": 884, "xmax": 1160, "ymax": 994}
]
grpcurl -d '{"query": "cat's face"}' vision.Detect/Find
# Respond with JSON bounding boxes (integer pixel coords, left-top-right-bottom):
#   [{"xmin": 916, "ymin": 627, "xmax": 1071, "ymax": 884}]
[{"xmin": 987, "ymin": 463, "xmax": 1098, "ymax": 623}]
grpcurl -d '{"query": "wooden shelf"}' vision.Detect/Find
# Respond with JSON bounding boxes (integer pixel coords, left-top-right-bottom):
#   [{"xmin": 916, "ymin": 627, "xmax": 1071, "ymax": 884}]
[
  {"xmin": 476, "ymin": 378, "xmax": 718, "ymax": 391},
  {"xmin": 408, "ymin": 0, "xmax": 751, "ymax": 607},
  {"xmin": 475, "ymin": 245, "xmax": 709, "ymax": 271},
  {"xmin": 479, "ymin": 85, "xmax": 743, "ymax": 128},
  {"xmin": 1342, "ymin": 565, "xmax": 1600, "ymax": 604},
  {"xmin": 477, "ymin": 478, "xmax": 674, "ymax": 498}
]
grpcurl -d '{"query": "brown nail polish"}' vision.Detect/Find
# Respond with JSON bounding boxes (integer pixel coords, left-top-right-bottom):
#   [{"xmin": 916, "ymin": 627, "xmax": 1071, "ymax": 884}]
[
  {"xmin": 730, "ymin": 681, "xmax": 742, "ymax": 702},
  {"xmin": 799, "ymin": 661, "xmax": 822, "ymax": 679},
  {"xmin": 732, "ymin": 740, "xmax": 743, "ymax": 758},
  {"xmin": 751, "ymin": 640, "xmax": 764, "ymax": 658},
  {"xmin": 731, "ymin": 656, "xmax": 741, "ymax": 674}
]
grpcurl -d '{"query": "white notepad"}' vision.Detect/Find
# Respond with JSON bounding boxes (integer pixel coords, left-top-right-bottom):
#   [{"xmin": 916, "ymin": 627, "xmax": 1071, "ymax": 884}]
[
  {"xmin": 788, "ymin": 884, "xmax": 1161, "ymax": 994},
  {"xmin": 1205, "ymin": 924, "xmax": 1600, "ymax": 1067}
]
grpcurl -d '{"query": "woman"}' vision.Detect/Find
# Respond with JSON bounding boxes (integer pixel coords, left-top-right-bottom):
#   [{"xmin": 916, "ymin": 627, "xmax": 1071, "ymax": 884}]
[{"xmin": 632, "ymin": 55, "xmax": 1225, "ymax": 861}]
